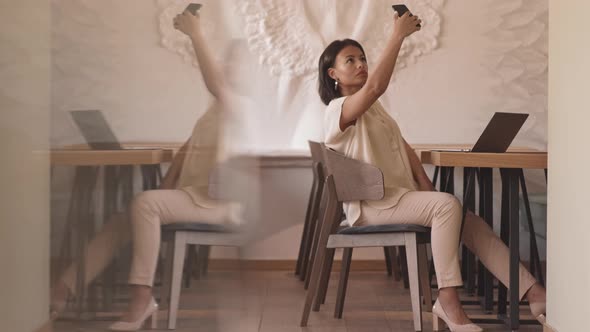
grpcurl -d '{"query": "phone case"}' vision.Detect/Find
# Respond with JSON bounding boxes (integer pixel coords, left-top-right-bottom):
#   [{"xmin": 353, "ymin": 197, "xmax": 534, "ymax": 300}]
[
  {"xmin": 391, "ymin": 5, "xmax": 421, "ymax": 27},
  {"xmin": 185, "ymin": 3, "xmax": 202, "ymax": 15},
  {"xmin": 392, "ymin": 5, "xmax": 410, "ymax": 16}
]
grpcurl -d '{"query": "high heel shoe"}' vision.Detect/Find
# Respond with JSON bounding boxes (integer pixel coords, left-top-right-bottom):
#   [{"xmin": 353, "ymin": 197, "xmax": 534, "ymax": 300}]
[
  {"xmin": 49, "ymin": 300, "xmax": 66, "ymax": 321},
  {"xmin": 49, "ymin": 282, "xmax": 71, "ymax": 320},
  {"xmin": 530, "ymin": 301, "xmax": 546, "ymax": 325},
  {"xmin": 432, "ymin": 298, "xmax": 483, "ymax": 332},
  {"xmin": 109, "ymin": 297, "xmax": 158, "ymax": 331}
]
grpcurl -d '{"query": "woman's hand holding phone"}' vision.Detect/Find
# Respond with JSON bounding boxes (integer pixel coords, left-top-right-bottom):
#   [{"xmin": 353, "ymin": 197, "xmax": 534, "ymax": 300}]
[
  {"xmin": 392, "ymin": 10, "xmax": 422, "ymax": 39},
  {"xmin": 174, "ymin": 6, "xmax": 201, "ymax": 38}
]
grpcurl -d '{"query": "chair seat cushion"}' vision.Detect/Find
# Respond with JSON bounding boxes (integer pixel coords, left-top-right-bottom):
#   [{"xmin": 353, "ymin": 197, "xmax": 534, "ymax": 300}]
[
  {"xmin": 161, "ymin": 222, "xmax": 234, "ymax": 233},
  {"xmin": 337, "ymin": 224, "xmax": 430, "ymax": 235}
]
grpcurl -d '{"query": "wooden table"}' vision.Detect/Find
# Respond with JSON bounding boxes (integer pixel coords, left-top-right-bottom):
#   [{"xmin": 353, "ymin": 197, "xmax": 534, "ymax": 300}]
[
  {"xmin": 414, "ymin": 144, "xmax": 540, "ymax": 163},
  {"xmin": 422, "ymin": 150, "xmax": 547, "ymax": 330},
  {"xmin": 61, "ymin": 144, "xmax": 312, "ymax": 168},
  {"xmin": 51, "ymin": 148, "xmax": 173, "ymax": 317},
  {"xmin": 51, "ymin": 149, "xmax": 173, "ymax": 166}
]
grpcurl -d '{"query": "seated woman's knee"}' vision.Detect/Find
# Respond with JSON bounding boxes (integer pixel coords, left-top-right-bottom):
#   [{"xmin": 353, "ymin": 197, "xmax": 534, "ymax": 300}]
[
  {"xmin": 130, "ymin": 190, "xmax": 160, "ymax": 217},
  {"xmin": 438, "ymin": 192, "xmax": 462, "ymax": 216}
]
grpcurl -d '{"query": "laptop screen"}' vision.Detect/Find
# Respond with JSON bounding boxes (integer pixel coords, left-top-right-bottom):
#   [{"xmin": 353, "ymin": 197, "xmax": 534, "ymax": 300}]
[
  {"xmin": 470, "ymin": 112, "xmax": 529, "ymax": 153},
  {"xmin": 69, "ymin": 110, "xmax": 123, "ymax": 150}
]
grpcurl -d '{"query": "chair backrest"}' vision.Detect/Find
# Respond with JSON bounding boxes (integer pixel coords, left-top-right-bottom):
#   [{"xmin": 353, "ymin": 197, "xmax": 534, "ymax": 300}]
[
  {"xmin": 307, "ymin": 140, "xmax": 325, "ymax": 184},
  {"xmin": 320, "ymin": 144, "xmax": 384, "ymax": 202},
  {"xmin": 309, "ymin": 140, "xmax": 328, "ymax": 181},
  {"xmin": 319, "ymin": 174, "xmax": 345, "ymax": 235},
  {"xmin": 308, "ymin": 141, "xmax": 324, "ymax": 164}
]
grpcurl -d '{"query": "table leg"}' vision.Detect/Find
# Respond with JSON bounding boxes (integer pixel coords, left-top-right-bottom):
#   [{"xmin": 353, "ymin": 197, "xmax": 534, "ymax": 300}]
[
  {"xmin": 478, "ymin": 168, "xmax": 495, "ymax": 313},
  {"xmin": 518, "ymin": 169, "xmax": 544, "ymax": 286},
  {"xmin": 498, "ymin": 168, "xmax": 521, "ymax": 330},
  {"xmin": 101, "ymin": 166, "xmax": 119, "ymax": 311},
  {"xmin": 140, "ymin": 165, "xmax": 149, "ymax": 191},
  {"xmin": 432, "ymin": 166, "xmax": 440, "ymax": 189},
  {"xmin": 121, "ymin": 165, "xmax": 134, "ymax": 205},
  {"xmin": 497, "ymin": 170, "xmax": 509, "ymax": 316},
  {"xmin": 141, "ymin": 165, "xmax": 161, "ymax": 190},
  {"xmin": 72, "ymin": 166, "xmax": 99, "ymax": 318},
  {"xmin": 462, "ymin": 168, "xmax": 476, "ymax": 295},
  {"xmin": 440, "ymin": 167, "xmax": 455, "ymax": 194}
]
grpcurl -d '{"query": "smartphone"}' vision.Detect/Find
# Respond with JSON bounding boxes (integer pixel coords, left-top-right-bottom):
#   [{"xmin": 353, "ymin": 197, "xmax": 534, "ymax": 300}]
[
  {"xmin": 392, "ymin": 4, "xmax": 421, "ymax": 28},
  {"xmin": 185, "ymin": 3, "xmax": 202, "ymax": 15}
]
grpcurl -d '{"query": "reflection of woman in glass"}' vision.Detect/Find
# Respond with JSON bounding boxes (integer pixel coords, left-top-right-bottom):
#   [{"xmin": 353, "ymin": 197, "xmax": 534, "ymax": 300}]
[
  {"xmin": 50, "ymin": 10, "xmax": 239, "ymax": 331},
  {"xmin": 318, "ymin": 11, "xmax": 546, "ymax": 332}
]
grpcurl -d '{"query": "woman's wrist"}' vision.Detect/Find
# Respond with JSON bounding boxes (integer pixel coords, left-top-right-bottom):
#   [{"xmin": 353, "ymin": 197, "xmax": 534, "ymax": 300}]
[
  {"xmin": 390, "ymin": 31, "xmax": 406, "ymax": 44},
  {"xmin": 189, "ymin": 28, "xmax": 203, "ymax": 41}
]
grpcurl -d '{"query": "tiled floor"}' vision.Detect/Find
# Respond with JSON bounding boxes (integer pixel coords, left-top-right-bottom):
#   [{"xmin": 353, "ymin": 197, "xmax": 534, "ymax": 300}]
[{"xmin": 52, "ymin": 270, "xmax": 543, "ymax": 331}]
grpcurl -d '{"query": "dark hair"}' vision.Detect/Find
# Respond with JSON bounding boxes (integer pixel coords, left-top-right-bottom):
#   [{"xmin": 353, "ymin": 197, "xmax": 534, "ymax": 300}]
[{"xmin": 318, "ymin": 39, "xmax": 366, "ymax": 105}]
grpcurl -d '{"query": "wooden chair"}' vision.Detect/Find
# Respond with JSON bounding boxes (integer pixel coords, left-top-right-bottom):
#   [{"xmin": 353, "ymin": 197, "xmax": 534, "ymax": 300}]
[
  {"xmin": 159, "ymin": 161, "xmax": 249, "ymax": 329},
  {"xmin": 299, "ymin": 141, "xmax": 403, "ymax": 290},
  {"xmin": 301, "ymin": 146, "xmax": 432, "ymax": 331},
  {"xmin": 160, "ymin": 223, "xmax": 243, "ymax": 329}
]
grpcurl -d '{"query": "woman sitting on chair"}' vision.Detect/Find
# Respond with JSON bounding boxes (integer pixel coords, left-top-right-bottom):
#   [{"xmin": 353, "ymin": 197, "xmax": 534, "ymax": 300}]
[
  {"xmin": 50, "ymin": 10, "xmax": 241, "ymax": 331},
  {"xmin": 318, "ymin": 11, "xmax": 546, "ymax": 332}
]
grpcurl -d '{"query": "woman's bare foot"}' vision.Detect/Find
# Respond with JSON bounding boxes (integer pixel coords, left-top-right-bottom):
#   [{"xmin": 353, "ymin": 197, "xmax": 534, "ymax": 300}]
[
  {"xmin": 437, "ymin": 287, "xmax": 474, "ymax": 325},
  {"xmin": 119, "ymin": 285, "xmax": 153, "ymax": 322}
]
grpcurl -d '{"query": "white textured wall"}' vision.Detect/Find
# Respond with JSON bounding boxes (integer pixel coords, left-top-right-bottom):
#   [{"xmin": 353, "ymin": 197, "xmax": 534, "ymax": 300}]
[
  {"xmin": 0, "ymin": 1, "xmax": 51, "ymax": 331},
  {"xmin": 50, "ymin": 0, "xmax": 548, "ymax": 260},
  {"xmin": 51, "ymin": 0, "xmax": 222, "ymax": 146},
  {"xmin": 51, "ymin": 0, "xmax": 547, "ymax": 151},
  {"xmin": 547, "ymin": 0, "xmax": 590, "ymax": 330}
]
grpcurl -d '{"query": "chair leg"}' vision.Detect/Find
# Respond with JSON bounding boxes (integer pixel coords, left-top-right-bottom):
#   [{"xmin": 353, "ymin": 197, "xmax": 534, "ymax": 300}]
[
  {"xmin": 296, "ymin": 179, "xmax": 318, "ymax": 277},
  {"xmin": 299, "ymin": 217, "xmax": 316, "ymax": 281},
  {"xmin": 295, "ymin": 212, "xmax": 312, "ymax": 278},
  {"xmin": 314, "ymin": 248, "xmax": 335, "ymax": 311},
  {"xmin": 384, "ymin": 247, "xmax": 393, "ymax": 276},
  {"xmin": 167, "ymin": 232, "xmax": 187, "ymax": 330},
  {"xmin": 198, "ymin": 245, "xmax": 211, "ymax": 277},
  {"xmin": 334, "ymin": 248, "xmax": 353, "ymax": 318},
  {"xmin": 398, "ymin": 246, "xmax": 410, "ymax": 289},
  {"xmin": 321, "ymin": 248, "xmax": 336, "ymax": 305},
  {"xmin": 301, "ymin": 244, "xmax": 330, "ymax": 326},
  {"xmin": 295, "ymin": 224, "xmax": 309, "ymax": 277},
  {"xmin": 184, "ymin": 245, "xmax": 197, "ymax": 287},
  {"xmin": 161, "ymin": 240, "xmax": 174, "ymax": 310},
  {"xmin": 303, "ymin": 232, "xmax": 319, "ymax": 289},
  {"xmin": 418, "ymin": 244, "xmax": 433, "ymax": 312},
  {"xmin": 389, "ymin": 246, "xmax": 402, "ymax": 281},
  {"xmin": 304, "ymin": 210, "xmax": 323, "ymax": 289},
  {"xmin": 301, "ymin": 185, "xmax": 338, "ymax": 327},
  {"xmin": 404, "ymin": 233, "xmax": 423, "ymax": 332}
]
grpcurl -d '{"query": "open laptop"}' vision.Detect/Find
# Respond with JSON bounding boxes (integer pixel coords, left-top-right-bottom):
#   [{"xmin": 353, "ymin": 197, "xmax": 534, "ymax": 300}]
[
  {"xmin": 436, "ymin": 112, "xmax": 529, "ymax": 153},
  {"xmin": 71, "ymin": 110, "xmax": 164, "ymax": 151},
  {"xmin": 69, "ymin": 110, "xmax": 125, "ymax": 150}
]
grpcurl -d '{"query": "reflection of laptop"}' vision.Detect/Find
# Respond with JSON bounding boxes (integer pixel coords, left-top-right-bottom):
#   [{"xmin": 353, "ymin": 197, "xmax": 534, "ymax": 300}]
[
  {"xmin": 435, "ymin": 112, "xmax": 529, "ymax": 153},
  {"xmin": 70, "ymin": 110, "xmax": 123, "ymax": 150}
]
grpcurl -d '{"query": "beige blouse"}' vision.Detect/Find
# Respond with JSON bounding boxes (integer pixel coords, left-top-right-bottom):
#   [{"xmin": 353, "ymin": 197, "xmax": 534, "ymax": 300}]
[
  {"xmin": 176, "ymin": 102, "xmax": 223, "ymax": 209},
  {"xmin": 324, "ymin": 97, "xmax": 418, "ymax": 226}
]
